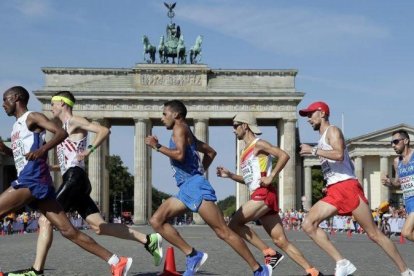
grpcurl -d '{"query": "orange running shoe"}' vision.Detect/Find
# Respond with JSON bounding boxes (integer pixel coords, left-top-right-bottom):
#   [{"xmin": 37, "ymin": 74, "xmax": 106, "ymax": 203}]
[{"xmin": 111, "ymin": 256, "xmax": 133, "ymax": 276}]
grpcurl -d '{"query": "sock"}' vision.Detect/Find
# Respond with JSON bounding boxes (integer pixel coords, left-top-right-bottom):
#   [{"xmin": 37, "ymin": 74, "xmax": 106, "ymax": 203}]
[
  {"xmin": 188, "ymin": 248, "xmax": 197, "ymax": 257},
  {"xmin": 108, "ymin": 254, "xmax": 120, "ymax": 266},
  {"xmin": 336, "ymin": 259, "xmax": 348, "ymax": 266},
  {"xmin": 401, "ymin": 269, "xmax": 412, "ymax": 276},
  {"xmin": 262, "ymin": 247, "xmax": 276, "ymax": 256},
  {"xmin": 254, "ymin": 265, "xmax": 263, "ymax": 273}
]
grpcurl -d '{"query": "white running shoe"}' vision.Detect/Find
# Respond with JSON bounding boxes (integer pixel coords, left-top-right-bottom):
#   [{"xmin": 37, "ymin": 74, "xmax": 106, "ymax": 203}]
[{"xmin": 335, "ymin": 260, "xmax": 356, "ymax": 276}]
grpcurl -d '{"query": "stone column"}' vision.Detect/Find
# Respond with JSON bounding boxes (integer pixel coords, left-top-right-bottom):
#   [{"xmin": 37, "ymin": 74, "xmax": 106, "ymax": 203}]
[
  {"xmin": 304, "ymin": 165, "xmax": 312, "ymax": 211},
  {"xmin": 134, "ymin": 118, "xmax": 150, "ymax": 224},
  {"xmin": 277, "ymin": 119, "xmax": 297, "ymax": 210},
  {"xmin": 354, "ymin": 156, "xmax": 367, "ymax": 198},
  {"xmin": 88, "ymin": 119, "xmax": 110, "ymax": 220},
  {"xmin": 380, "ymin": 155, "xmax": 390, "ymax": 202},
  {"xmin": 236, "ymin": 139, "xmax": 249, "ymax": 209},
  {"xmin": 193, "ymin": 118, "xmax": 209, "ymax": 224}
]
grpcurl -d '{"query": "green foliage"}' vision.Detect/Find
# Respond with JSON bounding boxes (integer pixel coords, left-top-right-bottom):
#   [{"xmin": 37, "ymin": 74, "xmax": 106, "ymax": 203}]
[
  {"xmin": 312, "ymin": 167, "xmax": 325, "ymax": 204},
  {"xmin": 108, "ymin": 155, "xmax": 171, "ymax": 216},
  {"xmin": 217, "ymin": 195, "xmax": 236, "ymax": 217},
  {"xmin": 152, "ymin": 187, "xmax": 171, "ymax": 214}
]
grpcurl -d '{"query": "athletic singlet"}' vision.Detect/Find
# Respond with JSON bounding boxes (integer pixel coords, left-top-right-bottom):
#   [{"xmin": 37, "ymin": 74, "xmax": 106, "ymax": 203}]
[
  {"xmin": 11, "ymin": 111, "xmax": 52, "ymax": 185},
  {"xmin": 317, "ymin": 126, "xmax": 356, "ymax": 186},
  {"xmin": 169, "ymin": 127, "xmax": 204, "ymax": 186},
  {"xmin": 397, "ymin": 152, "xmax": 414, "ymax": 200},
  {"xmin": 56, "ymin": 119, "xmax": 87, "ymax": 175},
  {"xmin": 240, "ymin": 138, "xmax": 273, "ymax": 192}
]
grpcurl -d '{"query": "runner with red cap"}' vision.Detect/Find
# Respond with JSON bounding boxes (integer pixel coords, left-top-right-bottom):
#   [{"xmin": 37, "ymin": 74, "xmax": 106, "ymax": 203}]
[{"xmin": 298, "ymin": 101, "xmax": 413, "ymax": 276}]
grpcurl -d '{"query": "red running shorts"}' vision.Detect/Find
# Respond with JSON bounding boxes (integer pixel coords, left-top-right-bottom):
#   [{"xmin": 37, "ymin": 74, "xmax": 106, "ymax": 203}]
[{"xmin": 322, "ymin": 178, "xmax": 368, "ymax": 216}]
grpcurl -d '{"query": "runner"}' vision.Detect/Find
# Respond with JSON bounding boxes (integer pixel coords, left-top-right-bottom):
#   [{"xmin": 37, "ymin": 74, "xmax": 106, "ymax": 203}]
[
  {"xmin": 8, "ymin": 90, "xmax": 162, "ymax": 276},
  {"xmin": 145, "ymin": 100, "xmax": 272, "ymax": 276},
  {"xmin": 382, "ymin": 130, "xmax": 414, "ymax": 242},
  {"xmin": 0, "ymin": 86, "xmax": 131, "ymax": 276},
  {"xmin": 217, "ymin": 112, "xmax": 322, "ymax": 276},
  {"xmin": 299, "ymin": 101, "xmax": 413, "ymax": 276}
]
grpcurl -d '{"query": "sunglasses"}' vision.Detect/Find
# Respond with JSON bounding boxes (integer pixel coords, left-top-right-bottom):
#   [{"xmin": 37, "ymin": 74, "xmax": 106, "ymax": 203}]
[
  {"xmin": 391, "ymin": 138, "xmax": 404, "ymax": 145},
  {"xmin": 233, "ymin": 123, "xmax": 243, "ymax": 129}
]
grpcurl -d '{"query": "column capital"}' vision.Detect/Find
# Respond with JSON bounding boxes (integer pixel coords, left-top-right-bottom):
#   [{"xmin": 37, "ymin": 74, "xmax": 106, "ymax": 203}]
[
  {"xmin": 133, "ymin": 117, "xmax": 150, "ymax": 123},
  {"xmin": 193, "ymin": 117, "xmax": 209, "ymax": 123},
  {"xmin": 283, "ymin": 118, "xmax": 297, "ymax": 124}
]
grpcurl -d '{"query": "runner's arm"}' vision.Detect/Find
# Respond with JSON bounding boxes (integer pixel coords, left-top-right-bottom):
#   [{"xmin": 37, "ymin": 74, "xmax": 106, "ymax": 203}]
[
  {"xmin": 195, "ymin": 139, "xmax": 216, "ymax": 171},
  {"xmin": 216, "ymin": 166, "xmax": 245, "ymax": 183},
  {"xmin": 256, "ymin": 140, "xmax": 289, "ymax": 183},
  {"xmin": 316, "ymin": 126, "xmax": 345, "ymax": 161},
  {"xmin": 25, "ymin": 112, "xmax": 68, "ymax": 160},
  {"xmin": 71, "ymin": 116, "xmax": 110, "ymax": 156}
]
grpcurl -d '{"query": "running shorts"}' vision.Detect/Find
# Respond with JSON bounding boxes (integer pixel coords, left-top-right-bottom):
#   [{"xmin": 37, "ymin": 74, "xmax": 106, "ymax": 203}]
[
  {"xmin": 56, "ymin": 166, "xmax": 99, "ymax": 219},
  {"xmin": 176, "ymin": 174, "xmax": 217, "ymax": 212},
  {"xmin": 322, "ymin": 178, "xmax": 368, "ymax": 216},
  {"xmin": 251, "ymin": 186, "xmax": 279, "ymax": 213}
]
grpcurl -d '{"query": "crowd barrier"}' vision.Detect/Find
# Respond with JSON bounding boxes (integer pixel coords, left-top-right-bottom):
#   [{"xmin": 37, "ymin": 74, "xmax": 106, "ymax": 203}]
[
  {"xmin": 3, "ymin": 218, "xmax": 88, "ymax": 235},
  {"xmin": 319, "ymin": 216, "xmax": 405, "ymax": 233}
]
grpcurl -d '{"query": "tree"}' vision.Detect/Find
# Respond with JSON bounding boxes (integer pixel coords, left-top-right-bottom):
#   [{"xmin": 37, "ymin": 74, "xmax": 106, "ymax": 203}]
[
  {"xmin": 312, "ymin": 167, "xmax": 325, "ymax": 204},
  {"xmin": 107, "ymin": 155, "xmax": 171, "ymax": 217},
  {"xmin": 217, "ymin": 195, "xmax": 236, "ymax": 217}
]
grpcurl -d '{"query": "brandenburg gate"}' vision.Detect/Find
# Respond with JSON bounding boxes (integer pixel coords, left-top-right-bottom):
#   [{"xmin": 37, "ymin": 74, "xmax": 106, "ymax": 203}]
[{"xmin": 34, "ymin": 64, "xmax": 304, "ymax": 224}]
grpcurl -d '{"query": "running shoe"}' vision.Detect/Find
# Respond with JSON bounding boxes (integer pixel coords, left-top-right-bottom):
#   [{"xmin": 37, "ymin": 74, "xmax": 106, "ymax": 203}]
[
  {"xmin": 335, "ymin": 260, "xmax": 356, "ymax": 276},
  {"xmin": 111, "ymin": 256, "xmax": 133, "ymax": 276},
  {"xmin": 183, "ymin": 251, "xmax": 208, "ymax": 276},
  {"xmin": 145, "ymin": 233, "xmax": 163, "ymax": 266},
  {"xmin": 8, "ymin": 267, "xmax": 44, "ymax": 276},
  {"xmin": 253, "ymin": 264, "xmax": 273, "ymax": 276},
  {"xmin": 264, "ymin": 251, "xmax": 284, "ymax": 269}
]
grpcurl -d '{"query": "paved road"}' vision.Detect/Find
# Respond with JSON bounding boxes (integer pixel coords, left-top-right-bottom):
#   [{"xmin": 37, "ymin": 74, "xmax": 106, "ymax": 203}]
[{"xmin": 1, "ymin": 225, "xmax": 413, "ymax": 275}]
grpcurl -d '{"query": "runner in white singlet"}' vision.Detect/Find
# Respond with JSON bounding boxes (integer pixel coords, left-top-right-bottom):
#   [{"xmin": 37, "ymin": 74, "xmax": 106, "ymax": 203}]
[{"xmin": 299, "ymin": 101, "xmax": 412, "ymax": 276}]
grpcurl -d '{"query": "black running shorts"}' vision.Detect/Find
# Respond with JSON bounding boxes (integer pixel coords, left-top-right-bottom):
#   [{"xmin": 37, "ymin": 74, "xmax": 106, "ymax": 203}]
[{"xmin": 56, "ymin": 166, "xmax": 99, "ymax": 219}]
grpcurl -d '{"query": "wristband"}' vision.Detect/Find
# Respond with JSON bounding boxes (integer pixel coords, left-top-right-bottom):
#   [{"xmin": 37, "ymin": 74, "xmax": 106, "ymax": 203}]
[
  {"xmin": 311, "ymin": 146, "xmax": 318, "ymax": 156},
  {"xmin": 87, "ymin": 145, "xmax": 96, "ymax": 153}
]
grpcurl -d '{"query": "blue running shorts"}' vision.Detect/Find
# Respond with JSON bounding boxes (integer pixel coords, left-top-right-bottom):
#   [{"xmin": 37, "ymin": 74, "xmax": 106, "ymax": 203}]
[
  {"xmin": 405, "ymin": 196, "xmax": 414, "ymax": 214},
  {"xmin": 176, "ymin": 174, "xmax": 217, "ymax": 212}
]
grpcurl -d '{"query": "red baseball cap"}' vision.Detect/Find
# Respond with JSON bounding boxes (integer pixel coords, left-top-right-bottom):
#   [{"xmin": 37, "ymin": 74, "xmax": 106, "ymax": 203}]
[{"xmin": 299, "ymin": 101, "xmax": 330, "ymax": 117}]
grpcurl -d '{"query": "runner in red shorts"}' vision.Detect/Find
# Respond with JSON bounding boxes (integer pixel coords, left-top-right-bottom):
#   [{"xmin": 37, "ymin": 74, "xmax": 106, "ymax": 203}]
[
  {"xmin": 299, "ymin": 101, "xmax": 413, "ymax": 276},
  {"xmin": 217, "ymin": 112, "xmax": 322, "ymax": 276}
]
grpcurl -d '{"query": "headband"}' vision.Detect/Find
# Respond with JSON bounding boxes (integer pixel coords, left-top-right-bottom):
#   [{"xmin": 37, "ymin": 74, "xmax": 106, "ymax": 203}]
[{"xmin": 51, "ymin": 96, "xmax": 74, "ymax": 107}]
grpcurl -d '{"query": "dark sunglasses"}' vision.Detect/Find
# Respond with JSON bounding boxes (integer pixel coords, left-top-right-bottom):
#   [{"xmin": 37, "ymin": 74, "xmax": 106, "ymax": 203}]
[
  {"xmin": 233, "ymin": 123, "xmax": 243, "ymax": 129},
  {"xmin": 391, "ymin": 138, "xmax": 404, "ymax": 145}
]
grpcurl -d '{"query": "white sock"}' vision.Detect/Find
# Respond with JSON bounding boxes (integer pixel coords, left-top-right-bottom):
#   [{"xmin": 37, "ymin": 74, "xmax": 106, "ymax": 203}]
[
  {"xmin": 108, "ymin": 254, "xmax": 120, "ymax": 266},
  {"xmin": 401, "ymin": 269, "xmax": 412, "ymax": 276},
  {"xmin": 336, "ymin": 259, "xmax": 349, "ymax": 266}
]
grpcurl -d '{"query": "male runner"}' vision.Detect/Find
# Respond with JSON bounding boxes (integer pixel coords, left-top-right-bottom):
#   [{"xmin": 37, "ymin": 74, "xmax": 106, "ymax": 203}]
[
  {"xmin": 0, "ymin": 86, "xmax": 130, "ymax": 276},
  {"xmin": 382, "ymin": 130, "xmax": 414, "ymax": 242},
  {"xmin": 145, "ymin": 100, "xmax": 272, "ymax": 276},
  {"xmin": 299, "ymin": 101, "xmax": 413, "ymax": 276},
  {"xmin": 217, "ymin": 112, "xmax": 322, "ymax": 276},
  {"xmin": 8, "ymin": 90, "xmax": 162, "ymax": 276}
]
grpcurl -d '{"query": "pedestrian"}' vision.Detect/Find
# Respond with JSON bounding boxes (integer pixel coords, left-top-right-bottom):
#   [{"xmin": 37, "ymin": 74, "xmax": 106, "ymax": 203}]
[{"xmin": 299, "ymin": 101, "xmax": 413, "ymax": 276}]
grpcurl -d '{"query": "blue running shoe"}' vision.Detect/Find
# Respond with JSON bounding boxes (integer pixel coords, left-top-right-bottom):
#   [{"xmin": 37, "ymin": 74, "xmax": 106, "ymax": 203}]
[
  {"xmin": 253, "ymin": 264, "xmax": 273, "ymax": 276},
  {"xmin": 183, "ymin": 251, "xmax": 208, "ymax": 276}
]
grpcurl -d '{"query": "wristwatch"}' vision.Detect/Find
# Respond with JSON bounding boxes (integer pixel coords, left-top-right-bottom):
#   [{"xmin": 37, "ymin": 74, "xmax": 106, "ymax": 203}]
[{"xmin": 155, "ymin": 143, "xmax": 162, "ymax": 151}]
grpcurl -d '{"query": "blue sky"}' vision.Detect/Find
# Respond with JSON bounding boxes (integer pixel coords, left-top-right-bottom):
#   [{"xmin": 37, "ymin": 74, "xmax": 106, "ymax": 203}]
[{"xmin": 1, "ymin": 0, "xmax": 413, "ymax": 200}]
